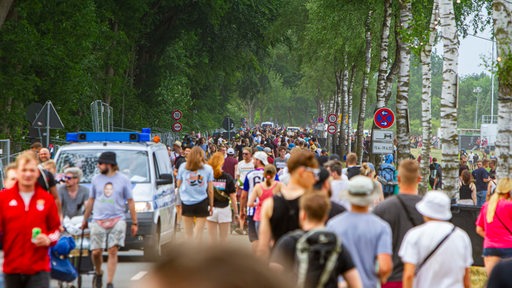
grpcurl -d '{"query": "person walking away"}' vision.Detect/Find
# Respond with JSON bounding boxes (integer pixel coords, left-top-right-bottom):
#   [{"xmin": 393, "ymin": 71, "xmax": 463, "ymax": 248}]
[
  {"xmin": 472, "ymin": 160, "xmax": 490, "ymax": 206},
  {"xmin": 81, "ymin": 152, "xmax": 138, "ymax": 288},
  {"xmin": 344, "ymin": 153, "xmax": 360, "ymax": 180},
  {"xmin": 458, "ymin": 170, "xmax": 476, "ymax": 205},
  {"xmin": 248, "ymin": 165, "xmax": 283, "ymax": 234},
  {"xmin": 373, "ymin": 159, "xmax": 424, "ymax": 288},
  {"xmin": 257, "ymin": 150, "xmax": 319, "ymax": 259},
  {"xmin": 0, "ymin": 151, "xmax": 61, "ymax": 288},
  {"xmin": 206, "ymin": 152, "xmax": 238, "ymax": 243},
  {"xmin": 240, "ymin": 151, "xmax": 273, "ymax": 251},
  {"xmin": 428, "ymin": 157, "xmax": 442, "ymax": 190},
  {"xmin": 312, "ymin": 167, "xmax": 346, "ymax": 221},
  {"xmin": 222, "ymin": 148, "xmax": 238, "ymax": 179},
  {"xmin": 475, "ymin": 177, "xmax": 512, "ymax": 276},
  {"xmin": 176, "ymin": 146, "xmax": 214, "ymax": 242},
  {"xmin": 326, "ymin": 176, "xmax": 393, "ymax": 287},
  {"xmin": 58, "ymin": 167, "xmax": 89, "ymax": 218},
  {"xmin": 270, "ymin": 193, "xmax": 362, "ymax": 288},
  {"xmin": 399, "ymin": 191, "xmax": 472, "ymax": 288}
]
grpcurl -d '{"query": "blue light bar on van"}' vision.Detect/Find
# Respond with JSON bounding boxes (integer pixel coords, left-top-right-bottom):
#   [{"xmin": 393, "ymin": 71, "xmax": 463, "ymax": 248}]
[{"xmin": 66, "ymin": 130, "xmax": 151, "ymax": 143}]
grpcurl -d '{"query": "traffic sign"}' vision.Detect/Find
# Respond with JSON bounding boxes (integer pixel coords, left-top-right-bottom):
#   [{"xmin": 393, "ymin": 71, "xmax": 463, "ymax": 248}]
[
  {"xmin": 374, "ymin": 108, "xmax": 395, "ymax": 129},
  {"xmin": 172, "ymin": 110, "xmax": 183, "ymax": 121},
  {"xmin": 317, "ymin": 117, "xmax": 324, "ymax": 123},
  {"xmin": 172, "ymin": 122, "xmax": 183, "ymax": 132},
  {"xmin": 327, "ymin": 124, "xmax": 337, "ymax": 135},
  {"xmin": 327, "ymin": 113, "xmax": 338, "ymax": 123},
  {"xmin": 372, "ymin": 142, "xmax": 394, "ymax": 154},
  {"xmin": 372, "ymin": 130, "xmax": 394, "ymax": 142},
  {"xmin": 222, "ymin": 117, "xmax": 234, "ymax": 131}
]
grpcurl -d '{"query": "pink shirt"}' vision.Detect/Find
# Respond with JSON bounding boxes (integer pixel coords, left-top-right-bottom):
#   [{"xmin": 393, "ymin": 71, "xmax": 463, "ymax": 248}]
[
  {"xmin": 476, "ymin": 200, "xmax": 512, "ymax": 248},
  {"xmin": 253, "ymin": 182, "xmax": 276, "ymax": 222}
]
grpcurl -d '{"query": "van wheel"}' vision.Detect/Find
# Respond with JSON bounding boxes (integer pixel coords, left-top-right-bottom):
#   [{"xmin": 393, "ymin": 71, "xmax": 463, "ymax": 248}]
[{"xmin": 144, "ymin": 223, "xmax": 161, "ymax": 261}]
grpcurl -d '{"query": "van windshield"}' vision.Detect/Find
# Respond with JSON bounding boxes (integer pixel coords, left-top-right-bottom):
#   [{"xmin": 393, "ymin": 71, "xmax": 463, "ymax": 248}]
[{"xmin": 55, "ymin": 150, "xmax": 150, "ymax": 183}]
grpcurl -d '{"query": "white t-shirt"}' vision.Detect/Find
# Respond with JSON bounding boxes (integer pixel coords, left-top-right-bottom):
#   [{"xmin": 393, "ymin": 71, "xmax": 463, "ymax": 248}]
[
  {"xmin": 237, "ymin": 160, "xmax": 254, "ymax": 184},
  {"xmin": 330, "ymin": 177, "xmax": 350, "ymax": 209},
  {"xmin": 399, "ymin": 221, "xmax": 473, "ymax": 288},
  {"xmin": 20, "ymin": 191, "xmax": 34, "ymax": 210}
]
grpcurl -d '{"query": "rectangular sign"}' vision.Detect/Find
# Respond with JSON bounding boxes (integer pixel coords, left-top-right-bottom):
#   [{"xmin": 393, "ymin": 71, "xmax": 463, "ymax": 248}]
[
  {"xmin": 372, "ymin": 130, "xmax": 394, "ymax": 142},
  {"xmin": 372, "ymin": 142, "xmax": 394, "ymax": 154}
]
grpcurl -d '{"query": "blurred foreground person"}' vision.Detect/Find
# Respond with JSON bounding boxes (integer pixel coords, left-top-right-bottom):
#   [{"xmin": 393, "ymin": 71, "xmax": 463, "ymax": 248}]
[{"xmin": 141, "ymin": 244, "xmax": 293, "ymax": 288}]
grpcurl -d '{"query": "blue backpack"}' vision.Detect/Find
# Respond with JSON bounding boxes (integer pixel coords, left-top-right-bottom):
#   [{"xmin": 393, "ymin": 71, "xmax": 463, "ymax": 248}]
[{"xmin": 378, "ymin": 164, "xmax": 396, "ymax": 195}]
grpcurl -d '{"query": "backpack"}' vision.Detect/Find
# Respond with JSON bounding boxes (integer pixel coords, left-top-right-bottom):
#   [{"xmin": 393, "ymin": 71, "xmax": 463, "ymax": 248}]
[
  {"xmin": 429, "ymin": 163, "xmax": 439, "ymax": 180},
  {"xmin": 294, "ymin": 228, "xmax": 341, "ymax": 288},
  {"xmin": 378, "ymin": 164, "xmax": 396, "ymax": 195}
]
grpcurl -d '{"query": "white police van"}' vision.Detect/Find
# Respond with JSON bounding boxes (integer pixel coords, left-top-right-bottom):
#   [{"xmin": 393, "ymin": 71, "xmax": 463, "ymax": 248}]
[{"xmin": 54, "ymin": 129, "xmax": 176, "ymax": 260}]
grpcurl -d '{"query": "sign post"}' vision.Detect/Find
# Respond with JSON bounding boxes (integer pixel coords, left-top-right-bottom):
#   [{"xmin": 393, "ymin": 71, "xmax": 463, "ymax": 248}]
[
  {"xmin": 327, "ymin": 113, "xmax": 338, "ymax": 123},
  {"xmin": 172, "ymin": 110, "xmax": 183, "ymax": 121}
]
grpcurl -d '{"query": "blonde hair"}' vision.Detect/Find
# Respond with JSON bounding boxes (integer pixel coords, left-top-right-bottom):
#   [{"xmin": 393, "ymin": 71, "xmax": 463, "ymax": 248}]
[
  {"xmin": 208, "ymin": 152, "xmax": 225, "ymax": 179},
  {"xmin": 186, "ymin": 146, "xmax": 206, "ymax": 171},
  {"xmin": 360, "ymin": 163, "xmax": 373, "ymax": 177},
  {"xmin": 15, "ymin": 150, "xmax": 38, "ymax": 167},
  {"xmin": 487, "ymin": 177, "xmax": 512, "ymax": 223}
]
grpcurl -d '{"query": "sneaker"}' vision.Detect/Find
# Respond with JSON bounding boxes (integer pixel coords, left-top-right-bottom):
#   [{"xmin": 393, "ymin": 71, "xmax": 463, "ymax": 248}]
[
  {"xmin": 93, "ymin": 271, "xmax": 103, "ymax": 288},
  {"xmin": 234, "ymin": 228, "xmax": 244, "ymax": 235},
  {"xmin": 106, "ymin": 283, "xmax": 114, "ymax": 288}
]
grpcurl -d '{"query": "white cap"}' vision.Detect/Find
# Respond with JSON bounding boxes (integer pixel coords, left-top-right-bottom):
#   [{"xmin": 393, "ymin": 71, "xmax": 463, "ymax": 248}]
[
  {"xmin": 253, "ymin": 151, "xmax": 269, "ymax": 166},
  {"xmin": 416, "ymin": 191, "xmax": 452, "ymax": 220},
  {"xmin": 227, "ymin": 148, "xmax": 235, "ymax": 155},
  {"xmin": 343, "ymin": 175, "xmax": 378, "ymax": 207}
]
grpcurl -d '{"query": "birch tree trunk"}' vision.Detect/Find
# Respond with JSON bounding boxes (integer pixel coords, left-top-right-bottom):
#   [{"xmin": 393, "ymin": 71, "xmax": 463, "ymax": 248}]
[
  {"xmin": 493, "ymin": 0, "xmax": 512, "ymax": 179},
  {"xmin": 347, "ymin": 64, "xmax": 355, "ymax": 154},
  {"xmin": 396, "ymin": 1, "xmax": 412, "ymax": 162},
  {"xmin": 336, "ymin": 70, "xmax": 345, "ymax": 157},
  {"xmin": 342, "ymin": 65, "xmax": 349, "ymax": 154},
  {"xmin": 356, "ymin": 10, "xmax": 373, "ymax": 164},
  {"xmin": 419, "ymin": 1, "xmax": 439, "ymax": 195},
  {"xmin": 376, "ymin": 0, "xmax": 393, "ymax": 108},
  {"xmin": 439, "ymin": 0, "xmax": 460, "ymax": 197}
]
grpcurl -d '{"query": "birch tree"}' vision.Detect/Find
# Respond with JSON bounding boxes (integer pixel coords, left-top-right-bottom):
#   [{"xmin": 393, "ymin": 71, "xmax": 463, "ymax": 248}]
[
  {"xmin": 376, "ymin": 0, "xmax": 394, "ymax": 108},
  {"xmin": 396, "ymin": 0, "xmax": 412, "ymax": 162},
  {"xmin": 493, "ymin": 0, "xmax": 512, "ymax": 179},
  {"xmin": 356, "ymin": 10, "xmax": 373, "ymax": 163},
  {"xmin": 439, "ymin": 0, "xmax": 460, "ymax": 196},
  {"xmin": 419, "ymin": 1, "xmax": 439, "ymax": 195},
  {"xmin": 347, "ymin": 64, "xmax": 356, "ymax": 154}
]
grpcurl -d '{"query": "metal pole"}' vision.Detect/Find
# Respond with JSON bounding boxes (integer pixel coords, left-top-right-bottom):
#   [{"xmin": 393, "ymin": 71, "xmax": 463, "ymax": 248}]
[{"xmin": 46, "ymin": 101, "xmax": 50, "ymax": 147}]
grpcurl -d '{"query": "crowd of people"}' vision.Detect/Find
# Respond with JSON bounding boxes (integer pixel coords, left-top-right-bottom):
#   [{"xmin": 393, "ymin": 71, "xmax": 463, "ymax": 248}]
[{"xmin": 1, "ymin": 125, "xmax": 512, "ymax": 288}]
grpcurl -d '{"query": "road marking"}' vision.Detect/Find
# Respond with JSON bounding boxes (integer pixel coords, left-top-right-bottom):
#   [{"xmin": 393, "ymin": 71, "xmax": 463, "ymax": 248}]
[{"xmin": 131, "ymin": 271, "xmax": 148, "ymax": 281}]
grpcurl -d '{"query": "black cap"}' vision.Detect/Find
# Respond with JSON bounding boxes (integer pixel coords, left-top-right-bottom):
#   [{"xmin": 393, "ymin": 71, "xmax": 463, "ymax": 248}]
[
  {"xmin": 98, "ymin": 151, "xmax": 117, "ymax": 165},
  {"xmin": 313, "ymin": 167, "xmax": 331, "ymax": 190}
]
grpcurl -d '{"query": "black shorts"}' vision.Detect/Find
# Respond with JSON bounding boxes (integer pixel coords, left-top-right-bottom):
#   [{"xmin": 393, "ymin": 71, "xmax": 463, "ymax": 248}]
[{"xmin": 182, "ymin": 198, "xmax": 209, "ymax": 217}]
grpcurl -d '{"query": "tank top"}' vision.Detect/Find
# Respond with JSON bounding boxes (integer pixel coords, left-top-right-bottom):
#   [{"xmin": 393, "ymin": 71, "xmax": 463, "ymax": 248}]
[
  {"xmin": 254, "ymin": 182, "xmax": 276, "ymax": 221},
  {"xmin": 459, "ymin": 183, "xmax": 472, "ymax": 200},
  {"xmin": 269, "ymin": 193, "xmax": 301, "ymax": 243}
]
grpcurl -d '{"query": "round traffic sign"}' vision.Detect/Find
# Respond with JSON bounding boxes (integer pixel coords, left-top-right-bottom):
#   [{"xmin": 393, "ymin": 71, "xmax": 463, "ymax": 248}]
[
  {"xmin": 172, "ymin": 122, "xmax": 182, "ymax": 132},
  {"xmin": 374, "ymin": 108, "xmax": 395, "ymax": 129},
  {"xmin": 317, "ymin": 117, "xmax": 324, "ymax": 123},
  {"xmin": 327, "ymin": 124, "xmax": 337, "ymax": 135},
  {"xmin": 327, "ymin": 113, "xmax": 338, "ymax": 123},
  {"xmin": 172, "ymin": 110, "xmax": 183, "ymax": 121}
]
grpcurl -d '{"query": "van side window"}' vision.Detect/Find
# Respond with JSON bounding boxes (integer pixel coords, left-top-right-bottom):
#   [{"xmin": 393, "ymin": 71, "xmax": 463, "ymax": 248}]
[{"xmin": 154, "ymin": 149, "xmax": 173, "ymax": 182}]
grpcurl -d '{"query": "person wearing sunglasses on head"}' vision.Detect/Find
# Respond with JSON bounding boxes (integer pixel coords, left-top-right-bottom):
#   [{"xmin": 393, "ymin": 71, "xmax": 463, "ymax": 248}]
[{"xmin": 57, "ymin": 167, "xmax": 89, "ymax": 218}]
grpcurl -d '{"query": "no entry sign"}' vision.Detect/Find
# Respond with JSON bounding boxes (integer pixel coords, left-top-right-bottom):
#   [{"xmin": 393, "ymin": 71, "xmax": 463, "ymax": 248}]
[
  {"xmin": 374, "ymin": 108, "xmax": 395, "ymax": 129},
  {"xmin": 172, "ymin": 122, "xmax": 183, "ymax": 132}
]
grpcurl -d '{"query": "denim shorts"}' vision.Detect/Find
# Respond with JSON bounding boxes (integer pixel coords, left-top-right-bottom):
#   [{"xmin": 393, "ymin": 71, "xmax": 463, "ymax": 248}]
[{"xmin": 483, "ymin": 247, "xmax": 512, "ymax": 258}]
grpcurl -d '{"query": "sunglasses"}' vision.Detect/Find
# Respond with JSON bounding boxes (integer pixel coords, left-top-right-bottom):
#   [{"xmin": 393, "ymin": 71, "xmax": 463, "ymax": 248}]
[
  {"xmin": 304, "ymin": 167, "xmax": 320, "ymax": 178},
  {"xmin": 65, "ymin": 176, "xmax": 78, "ymax": 180}
]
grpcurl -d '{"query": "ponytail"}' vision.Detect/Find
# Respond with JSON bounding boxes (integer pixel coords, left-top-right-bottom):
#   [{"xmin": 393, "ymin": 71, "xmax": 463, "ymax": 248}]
[{"xmin": 265, "ymin": 174, "xmax": 272, "ymax": 186}]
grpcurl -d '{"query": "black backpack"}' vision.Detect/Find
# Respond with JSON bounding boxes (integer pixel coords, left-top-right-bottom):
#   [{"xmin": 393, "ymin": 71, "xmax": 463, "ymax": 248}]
[{"xmin": 293, "ymin": 228, "xmax": 341, "ymax": 288}]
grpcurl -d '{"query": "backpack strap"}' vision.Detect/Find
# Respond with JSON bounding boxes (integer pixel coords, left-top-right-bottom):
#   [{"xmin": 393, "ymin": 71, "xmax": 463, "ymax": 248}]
[
  {"xmin": 296, "ymin": 228, "xmax": 341, "ymax": 288},
  {"xmin": 38, "ymin": 165, "xmax": 50, "ymax": 191},
  {"xmin": 396, "ymin": 195, "xmax": 418, "ymax": 227},
  {"xmin": 415, "ymin": 225, "xmax": 456, "ymax": 275}
]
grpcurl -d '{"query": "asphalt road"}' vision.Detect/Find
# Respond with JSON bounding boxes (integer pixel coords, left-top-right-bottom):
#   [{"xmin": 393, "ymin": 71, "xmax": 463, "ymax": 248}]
[{"xmin": 49, "ymin": 230, "xmax": 251, "ymax": 288}]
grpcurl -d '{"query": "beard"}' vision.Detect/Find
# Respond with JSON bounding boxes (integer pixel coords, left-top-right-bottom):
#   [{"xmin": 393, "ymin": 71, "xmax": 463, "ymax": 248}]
[{"xmin": 100, "ymin": 167, "xmax": 109, "ymax": 175}]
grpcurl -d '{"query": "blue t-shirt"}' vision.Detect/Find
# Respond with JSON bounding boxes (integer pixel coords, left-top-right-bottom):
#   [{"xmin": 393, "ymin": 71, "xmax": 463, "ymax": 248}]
[
  {"xmin": 327, "ymin": 212, "xmax": 392, "ymax": 288},
  {"xmin": 177, "ymin": 164, "xmax": 214, "ymax": 205},
  {"xmin": 472, "ymin": 167, "xmax": 489, "ymax": 191},
  {"xmin": 90, "ymin": 172, "xmax": 133, "ymax": 220}
]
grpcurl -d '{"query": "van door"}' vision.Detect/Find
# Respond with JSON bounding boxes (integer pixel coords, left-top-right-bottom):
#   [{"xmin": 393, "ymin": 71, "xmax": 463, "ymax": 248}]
[{"xmin": 153, "ymin": 148, "xmax": 176, "ymax": 244}]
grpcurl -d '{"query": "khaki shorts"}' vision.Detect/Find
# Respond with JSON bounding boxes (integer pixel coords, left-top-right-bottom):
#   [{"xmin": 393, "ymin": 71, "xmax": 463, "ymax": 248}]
[
  {"xmin": 90, "ymin": 220, "xmax": 126, "ymax": 250},
  {"xmin": 207, "ymin": 206, "xmax": 232, "ymax": 223}
]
